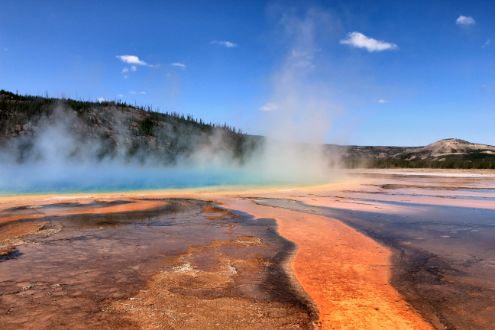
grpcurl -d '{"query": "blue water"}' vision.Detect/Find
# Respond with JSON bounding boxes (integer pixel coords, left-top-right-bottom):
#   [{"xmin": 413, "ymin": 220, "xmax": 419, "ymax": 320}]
[{"xmin": 0, "ymin": 165, "xmax": 328, "ymax": 195}]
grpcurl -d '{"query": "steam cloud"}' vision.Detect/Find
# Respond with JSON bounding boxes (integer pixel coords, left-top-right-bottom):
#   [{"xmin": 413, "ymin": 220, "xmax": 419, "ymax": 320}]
[{"xmin": 257, "ymin": 6, "xmax": 340, "ymax": 182}]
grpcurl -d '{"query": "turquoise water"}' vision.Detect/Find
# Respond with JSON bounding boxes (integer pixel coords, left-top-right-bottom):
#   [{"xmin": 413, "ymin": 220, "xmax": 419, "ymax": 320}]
[{"xmin": 0, "ymin": 165, "xmax": 329, "ymax": 195}]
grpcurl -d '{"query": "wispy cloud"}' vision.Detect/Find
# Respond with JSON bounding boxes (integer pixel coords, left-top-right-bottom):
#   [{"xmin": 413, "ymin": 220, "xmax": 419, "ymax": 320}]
[
  {"xmin": 377, "ymin": 98, "xmax": 388, "ymax": 104},
  {"xmin": 456, "ymin": 15, "xmax": 476, "ymax": 27},
  {"xmin": 171, "ymin": 62, "xmax": 187, "ymax": 70},
  {"xmin": 211, "ymin": 40, "xmax": 238, "ymax": 48},
  {"xmin": 259, "ymin": 102, "xmax": 279, "ymax": 112},
  {"xmin": 116, "ymin": 55, "xmax": 148, "ymax": 66},
  {"xmin": 482, "ymin": 39, "xmax": 492, "ymax": 49},
  {"xmin": 129, "ymin": 91, "xmax": 147, "ymax": 95},
  {"xmin": 340, "ymin": 32, "xmax": 398, "ymax": 52},
  {"xmin": 121, "ymin": 67, "xmax": 129, "ymax": 79},
  {"xmin": 117, "ymin": 55, "xmax": 154, "ymax": 78},
  {"xmin": 289, "ymin": 49, "xmax": 316, "ymax": 69}
]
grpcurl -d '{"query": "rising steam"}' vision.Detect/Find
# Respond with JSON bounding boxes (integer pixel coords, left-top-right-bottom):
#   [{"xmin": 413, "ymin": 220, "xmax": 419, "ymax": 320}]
[{"xmin": 256, "ymin": 6, "xmax": 340, "ymax": 182}]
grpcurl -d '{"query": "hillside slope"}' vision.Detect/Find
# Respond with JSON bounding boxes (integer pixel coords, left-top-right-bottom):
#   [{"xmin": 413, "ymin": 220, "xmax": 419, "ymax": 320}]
[
  {"xmin": 0, "ymin": 90, "xmax": 260, "ymax": 165},
  {"xmin": 1, "ymin": 90, "xmax": 493, "ymax": 169}
]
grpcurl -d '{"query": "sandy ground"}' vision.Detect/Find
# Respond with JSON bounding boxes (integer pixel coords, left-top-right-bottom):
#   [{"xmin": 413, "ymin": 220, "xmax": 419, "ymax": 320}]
[{"xmin": 1, "ymin": 169, "xmax": 494, "ymax": 329}]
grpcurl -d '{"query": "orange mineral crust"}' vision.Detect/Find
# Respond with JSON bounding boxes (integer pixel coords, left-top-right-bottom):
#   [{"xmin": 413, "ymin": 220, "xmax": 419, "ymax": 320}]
[
  {"xmin": 0, "ymin": 199, "xmax": 166, "ymax": 224},
  {"xmin": 220, "ymin": 198, "xmax": 432, "ymax": 330}
]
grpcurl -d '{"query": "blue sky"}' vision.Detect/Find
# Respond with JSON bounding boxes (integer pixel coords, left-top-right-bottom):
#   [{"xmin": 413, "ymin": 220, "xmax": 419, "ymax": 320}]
[{"xmin": 0, "ymin": 0, "xmax": 493, "ymax": 146}]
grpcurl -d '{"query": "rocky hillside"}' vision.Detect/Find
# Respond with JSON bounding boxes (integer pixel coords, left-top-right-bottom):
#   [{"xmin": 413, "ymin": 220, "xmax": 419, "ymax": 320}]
[{"xmin": 418, "ymin": 139, "xmax": 495, "ymax": 158}]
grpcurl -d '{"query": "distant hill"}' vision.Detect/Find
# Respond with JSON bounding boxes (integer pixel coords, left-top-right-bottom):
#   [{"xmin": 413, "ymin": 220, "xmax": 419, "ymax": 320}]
[
  {"xmin": 1, "ymin": 90, "xmax": 494, "ymax": 169},
  {"xmin": 338, "ymin": 138, "xmax": 495, "ymax": 169}
]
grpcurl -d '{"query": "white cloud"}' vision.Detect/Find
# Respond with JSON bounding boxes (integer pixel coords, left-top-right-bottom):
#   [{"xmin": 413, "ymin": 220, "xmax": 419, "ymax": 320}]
[
  {"xmin": 116, "ymin": 94, "xmax": 125, "ymax": 98},
  {"xmin": 171, "ymin": 62, "xmax": 187, "ymax": 70},
  {"xmin": 130, "ymin": 65, "xmax": 137, "ymax": 72},
  {"xmin": 97, "ymin": 97, "xmax": 106, "ymax": 103},
  {"xmin": 116, "ymin": 55, "xmax": 148, "ymax": 65},
  {"xmin": 129, "ymin": 91, "xmax": 147, "ymax": 95},
  {"xmin": 340, "ymin": 32, "xmax": 398, "ymax": 52},
  {"xmin": 377, "ymin": 98, "xmax": 388, "ymax": 104},
  {"xmin": 259, "ymin": 102, "xmax": 279, "ymax": 112},
  {"xmin": 211, "ymin": 40, "xmax": 238, "ymax": 48},
  {"xmin": 456, "ymin": 15, "xmax": 476, "ymax": 26},
  {"xmin": 482, "ymin": 39, "xmax": 492, "ymax": 48}
]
